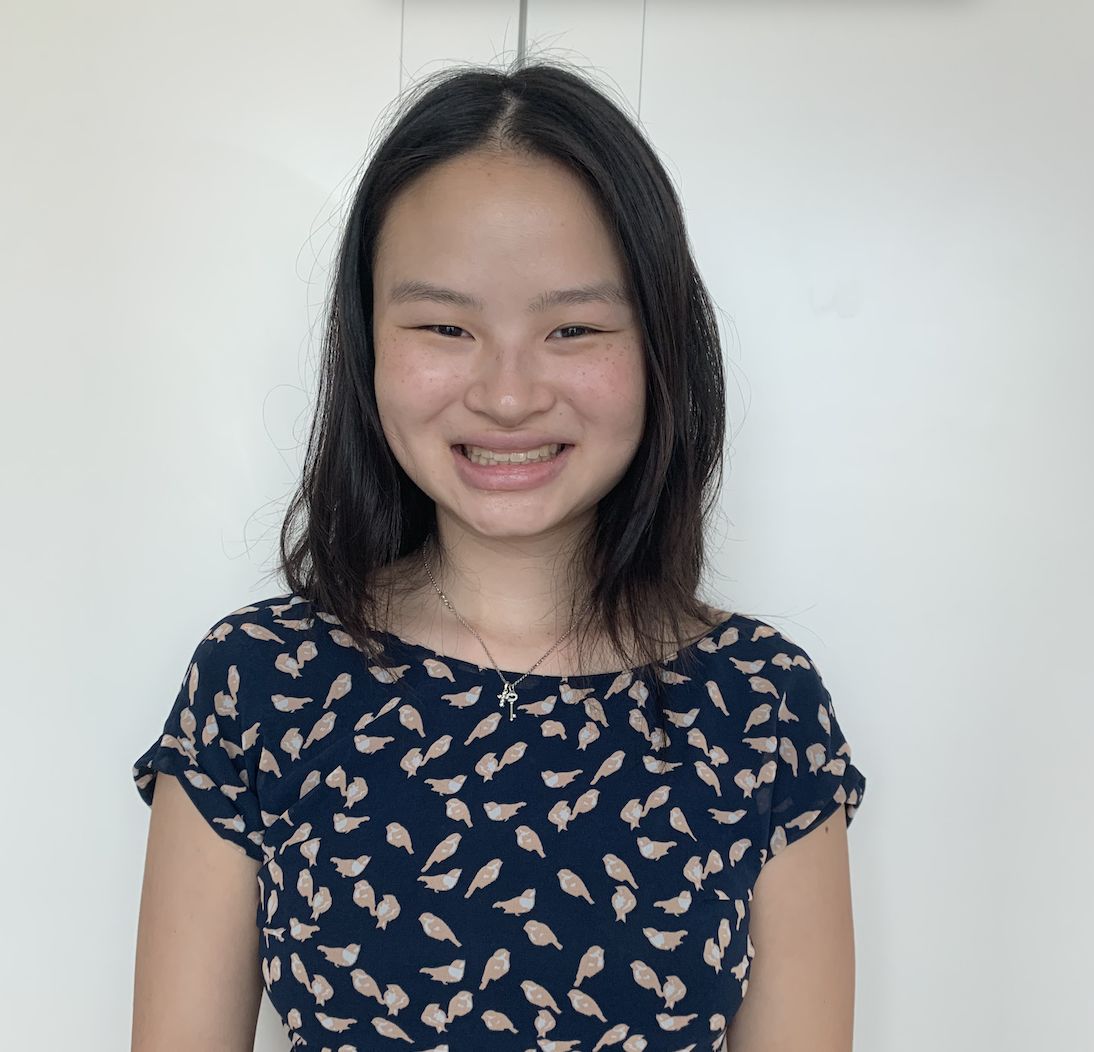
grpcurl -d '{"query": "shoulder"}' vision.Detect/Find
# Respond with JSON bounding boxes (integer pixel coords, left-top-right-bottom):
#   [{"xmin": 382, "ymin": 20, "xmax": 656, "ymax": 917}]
[
  {"xmin": 177, "ymin": 591, "xmax": 329, "ymax": 700},
  {"xmin": 191, "ymin": 591, "xmax": 319, "ymax": 650},
  {"xmin": 692, "ymin": 609, "xmax": 826, "ymax": 685},
  {"xmin": 688, "ymin": 611, "xmax": 842, "ymax": 751}
]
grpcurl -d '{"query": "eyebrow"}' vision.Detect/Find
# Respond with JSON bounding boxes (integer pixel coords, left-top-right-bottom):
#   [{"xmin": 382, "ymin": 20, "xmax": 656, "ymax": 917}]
[{"xmin": 387, "ymin": 279, "xmax": 632, "ymax": 313}]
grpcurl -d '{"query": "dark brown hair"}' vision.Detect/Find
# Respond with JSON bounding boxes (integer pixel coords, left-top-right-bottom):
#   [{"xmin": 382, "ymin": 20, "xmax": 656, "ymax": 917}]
[{"xmin": 275, "ymin": 58, "xmax": 730, "ymax": 742}]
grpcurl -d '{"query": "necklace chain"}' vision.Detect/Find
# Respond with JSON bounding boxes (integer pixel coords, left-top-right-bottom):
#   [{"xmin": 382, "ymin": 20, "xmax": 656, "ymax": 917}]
[{"xmin": 419, "ymin": 545, "xmax": 586, "ymax": 721}]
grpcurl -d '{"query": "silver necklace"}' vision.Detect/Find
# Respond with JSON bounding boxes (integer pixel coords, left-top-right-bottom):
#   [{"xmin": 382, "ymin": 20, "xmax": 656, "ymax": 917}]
[{"xmin": 420, "ymin": 547, "xmax": 584, "ymax": 721}]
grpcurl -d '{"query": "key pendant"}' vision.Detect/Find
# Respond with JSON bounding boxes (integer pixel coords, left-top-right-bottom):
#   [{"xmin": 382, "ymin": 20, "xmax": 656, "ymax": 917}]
[{"xmin": 498, "ymin": 682, "xmax": 518, "ymax": 721}]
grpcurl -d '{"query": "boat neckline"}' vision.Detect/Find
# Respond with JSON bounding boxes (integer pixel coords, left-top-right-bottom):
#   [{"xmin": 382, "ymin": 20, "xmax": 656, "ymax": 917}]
[{"xmin": 370, "ymin": 610, "xmax": 739, "ymax": 684}]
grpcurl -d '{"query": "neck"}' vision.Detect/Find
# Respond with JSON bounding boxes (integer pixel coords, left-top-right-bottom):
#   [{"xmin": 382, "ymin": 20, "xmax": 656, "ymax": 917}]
[
  {"xmin": 372, "ymin": 530, "xmax": 721, "ymax": 677},
  {"xmin": 414, "ymin": 529, "xmax": 588, "ymax": 650}
]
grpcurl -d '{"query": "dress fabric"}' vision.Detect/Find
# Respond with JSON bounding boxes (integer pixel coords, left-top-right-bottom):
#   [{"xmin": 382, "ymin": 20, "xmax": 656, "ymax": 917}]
[{"xmin": 133, "ymin": 592, "xmax": 866, "ymax": 1051}]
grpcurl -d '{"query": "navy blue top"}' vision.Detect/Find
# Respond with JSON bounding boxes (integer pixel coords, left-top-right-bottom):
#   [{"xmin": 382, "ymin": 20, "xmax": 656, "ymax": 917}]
[{"xmin": 133, "ymin": 592, "xmax": 866, "ymax": 1050}]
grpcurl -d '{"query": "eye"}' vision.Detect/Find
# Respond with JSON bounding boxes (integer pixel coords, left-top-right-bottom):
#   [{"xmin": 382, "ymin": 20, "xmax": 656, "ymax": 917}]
[
  {"xmin": 418, "ymin": 324, "xmax": 468, "ymax": 338},
  {"xmin": 553, "ymin": 325, "xmax": 600, "ymax": 339},
  {"xmin": 416, "ymin": 324, "xmax": 601, "ymax": 340}
]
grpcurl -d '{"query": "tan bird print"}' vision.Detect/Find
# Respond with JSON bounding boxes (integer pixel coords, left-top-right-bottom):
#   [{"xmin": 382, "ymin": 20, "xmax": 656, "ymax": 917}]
[
  {"xmin": 446, "ymin": 988, "xmax": 474, "ymax": 1020},
  {"xmin": 418, "ymin": 912, "xmax": 461, "ymax": 947},
  {"xmin": 385, "ymin": 822, "xmax": 414, "ymax": 854},
  {"xmin": 421, "ymin": 734, "xmax": 453, "ymax": 765},
  {"xmin": 603, "ymin": 853, "xmax": 638, "ymax": 888},
  {"xmin": 520, "ymin": 978, "xmax": 561, "ymax": 1012},
  {"xmin": 567, "ymin": 987, "xmax": 608, "ymax": 1022},
  {"xmin": 574, "ymin": 945, "xmax": 605, "ymax": 986},
  {"xmin": 350, "ymin": 967, "xmax": 384, "ymax": 1003},
  {"xmin": 421, "ymin": 832, "xmax": 461, "ymax": 871},
  {"xmin": 424, "ymin": 774, "xmax": 466, "ymax": 796},
  {"xmin": 492, "ymin": 886, "xmax": 536, "ymax": 915},
  {"xmin": 315, "ymin": 1011, "xmax": 357, "ymax": 1034},
  {"xmin": 619, "ymin": 797, "xmax": 645, "ymax": 830},
  {"xmin": 351, "ymin": 878, "xmax": 376, "ymax": 914},
  {"xmin": 668, "ymin": 806, "xmax": 697, "ymax": 840},
  {"xmin": 682, "ymin": 848, "xmax": 708, "ymax": 887},
  {"xmin": 641, "ymin": 784, "xmax": 671, "ymax": 815},
  {"xmin": 498, "ymin": 741, "xmax": 528, "ymax": 769},
  {"xmin": 374, "ymin": 893, "xmax": 401, "ymax": 930},
  {"xmin": 332, "ymin": 809, "xmax": 370, "ymax": 835},
  {"xmin": 660, "ymin": 973, "xmax": 687, "ymax": 1010},
  {"xmin": 369, "ymin": 1016, "xmax": 413, "ymax": 1041},
  {"xmin": 423, "ymin": 657, "xmax": 456, "ymax": 681},
  {"xmin": 420, "ymin": 1001, "xmax": 449, "ymax": 1033},
  {"xmin": 637, "ymin": 835, "xmax": 677, "ymax": 860},
  {"xmin": 444, "ymin": 797, "xmax": 473, "ymax": 826},
  {"xmin": 590, "ymin": 749, "xmax": 626, "ymax": 783},
  {"xmin": 727, "ymin": 837, "xmax": 753, "ymax": 868},
  {"xmin": 654, "ymin": 889, "xmax": 692, "ymax": 916},
  {"xmin": 418, "ymin": 958, "xmax": 465, "ymax": 984},
  {"xmin": 612, "ymin": 884, "xmax": 638, "ymax": 921},
  {"xmin": 439, "ymin": 685, "xmax": 482, "ymax": 710},
  {"xmin": 547, "ymin": 799, "xmax": 575, "ymax": 832},
  {"xmin": 704, "ymin": 934, "xmax": 725, "ymax": 973},
  {"xmin": 475, "ymin": 752, "xmax": 501, "ymax": 780},
  {"xmin": 541, "ymin": 768, "xmax": 583, "ymax": 788},
  {"xmin": 593, "ymin": 1022, "xmax": 631, "ymax": 1050},
  {"xmin": 380, "ymin": 979, "xmax": 406, "ymax": 1014},
  {"xmin": 642, "ymin": 926, "xmax": 688, "ymax": 951},
  {"xmin": 571, "ymin": 787, "xmax": 600, "ymax": 818},
  {"xmin": 483, "ymin": 799, "xmax": 526, "ymax": 821},
  {"xmin": 533, "ymin": 1007, "xmax": 557, "ymax": 1038},
  {"xmin": 655, "ymin": 1009, "xmax": 697, "ymax": 1032},
  {"xmin": 703, "ymin": 848, "xmax": 724, "ymax": 879},
  {"xmin": 557, "ymin": 868, "xmax": 595, "ymax": 904},
  {"xmin": 365, "ymin": 659, "xmax": 410, "ymax": 685},
  {"xmin": 398, "ymin": 703, "xmax": 425, "ymax": 736},
  {"xmin": 743, "ymin": 701, "xmax": 773, "ymax": 732},
  {"xmin": 132, "ymin": 594, "xmax": 865, "ymax": 1049},
  {"xmin": 630, "ymin": 959, "xmax": 663, "ymax": 996},
  {"xmin": 524, "ymin": 919, "xmax": 563, "ymax": 950},
  {"xmin": 481, "ymin": 1008, "xmax": 519, "ymax": 1033},
  {"xmin": 776, "ymin": 691, "xmax": 801, "ymax": 723},
  {"xmin": 464, "ymin": 710, "xmax": 502, "ymax": 744},
  {"xmin": 694, "ymin": 760, "xmax": 722, "ymax": 796},
  {"xmin": 515, "ymin": 824, "xmax": 546, "ymax": 858},
  {"xmin": 464, "ymin": 857, "xmax": 503, "ymax": 899},
  {"xmin": 418, "ymin": 867, "xmax": 461, "ymax": 893},
  {"xmin": 705, "ymin": 678, "xmax": 730, "ymax": 716},
  {"xmin": 538, "ymin": 718, "xmax": 564, "ymax": 741},
  {"xmin": 478, "ymin": 947, "xmax": 510, "ymax": 989},
  {"xmin": 355, "ymin": 731, "xmax": 395, "ymax": 754}
]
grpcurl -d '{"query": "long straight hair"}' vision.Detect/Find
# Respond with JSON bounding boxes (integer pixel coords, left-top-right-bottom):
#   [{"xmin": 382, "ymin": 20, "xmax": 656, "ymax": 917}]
[{"xmin": 277, "ymin": 59, "xmax": 729, "ymax": 744}]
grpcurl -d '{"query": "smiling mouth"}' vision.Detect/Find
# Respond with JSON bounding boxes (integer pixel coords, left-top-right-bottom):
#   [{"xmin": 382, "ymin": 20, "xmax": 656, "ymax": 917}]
[{"xmin": 455, "ymin": 443, "xmax": 571, "ymax": 466}]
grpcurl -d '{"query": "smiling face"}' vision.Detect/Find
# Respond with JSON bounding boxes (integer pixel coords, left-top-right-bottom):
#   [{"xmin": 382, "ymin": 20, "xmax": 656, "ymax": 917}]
[{"xmin": 371, "ymin": 148, "xmax": 647, "ymax": 549}]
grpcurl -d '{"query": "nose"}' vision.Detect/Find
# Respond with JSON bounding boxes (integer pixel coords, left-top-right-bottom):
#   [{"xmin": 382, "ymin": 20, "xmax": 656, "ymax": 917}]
[{"xmin": 462, "ymin": 341, "xmax": 556, "ymax": 422}]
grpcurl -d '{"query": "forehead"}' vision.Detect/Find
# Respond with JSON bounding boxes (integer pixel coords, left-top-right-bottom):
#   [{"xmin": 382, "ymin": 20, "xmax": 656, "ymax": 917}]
[{"xmin": 373, "ymin": 151, "xmax": 629, "ymax": 296}]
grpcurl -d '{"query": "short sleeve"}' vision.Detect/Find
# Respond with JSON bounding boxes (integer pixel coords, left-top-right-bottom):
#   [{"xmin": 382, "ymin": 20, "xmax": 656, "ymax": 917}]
[
  {"xmin": 757, "ymin": 650, "xmax": 866, "ymax": 868},
  {"xmin": 132, "ymin": 618, "xmax": 266, "ymax": 862}
]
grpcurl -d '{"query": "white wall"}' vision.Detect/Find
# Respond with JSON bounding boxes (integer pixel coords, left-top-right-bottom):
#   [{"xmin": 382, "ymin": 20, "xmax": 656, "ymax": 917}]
[{"xmin": 3, "ymin": 1, "xmax": 1090, "ymax": 1047}]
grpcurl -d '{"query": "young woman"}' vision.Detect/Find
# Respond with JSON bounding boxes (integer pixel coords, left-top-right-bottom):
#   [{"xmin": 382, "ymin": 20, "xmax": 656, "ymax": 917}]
[{"xmin": 132, "ymin": 60, "xmax": 866, "ymax": 1051}]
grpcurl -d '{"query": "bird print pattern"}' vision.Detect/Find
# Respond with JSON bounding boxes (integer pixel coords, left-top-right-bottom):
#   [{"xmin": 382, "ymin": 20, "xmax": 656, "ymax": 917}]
[{"xmin": 133, "ymin": 592, "xmax": 866, "ymax": 1051}]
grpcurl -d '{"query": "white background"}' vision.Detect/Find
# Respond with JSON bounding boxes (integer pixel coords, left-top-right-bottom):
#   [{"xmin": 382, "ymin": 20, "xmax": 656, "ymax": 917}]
[{"xmin": 2, "ymin": 1, "xmax": 1091, "ymax": 1048}]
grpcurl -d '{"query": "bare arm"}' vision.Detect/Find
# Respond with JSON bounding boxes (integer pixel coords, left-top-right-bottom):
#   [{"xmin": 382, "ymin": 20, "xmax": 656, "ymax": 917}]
[
  {"xmin": 726, "ymin": 804, "xmax": 857, "ymax": 1051},
  {"xmin": 132, "ymin": 772, "xmax": 265, "ymax": 1052}
]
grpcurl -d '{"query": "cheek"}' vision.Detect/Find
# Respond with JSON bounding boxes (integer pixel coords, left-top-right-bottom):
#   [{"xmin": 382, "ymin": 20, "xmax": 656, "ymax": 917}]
[
  {"xmin": 566, "ymin": 346, "xmax": 646, "ymax": 437},
  {"xmin": 374, "ymin": 340, "xmax": 451, "ymax": 423}
]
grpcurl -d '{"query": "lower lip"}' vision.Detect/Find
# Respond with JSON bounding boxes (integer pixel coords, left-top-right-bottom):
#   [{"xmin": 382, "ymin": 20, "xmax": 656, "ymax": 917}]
[{"xmin": 451, "ymin": 444, "xmax": 573, "ymax": 491}]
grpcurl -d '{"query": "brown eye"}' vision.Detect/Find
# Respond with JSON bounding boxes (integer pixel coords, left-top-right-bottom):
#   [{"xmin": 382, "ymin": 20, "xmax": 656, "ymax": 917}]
[{"xmin": 419, "ymin": 325, "xmax": 468, "ymax": 338}]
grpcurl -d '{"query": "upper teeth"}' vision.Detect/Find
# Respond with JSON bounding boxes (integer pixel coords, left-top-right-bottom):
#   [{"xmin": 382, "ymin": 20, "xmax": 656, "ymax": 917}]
[{"xmin": 464, "ymin": 443, "xmax": 562, "ymax": 464}]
